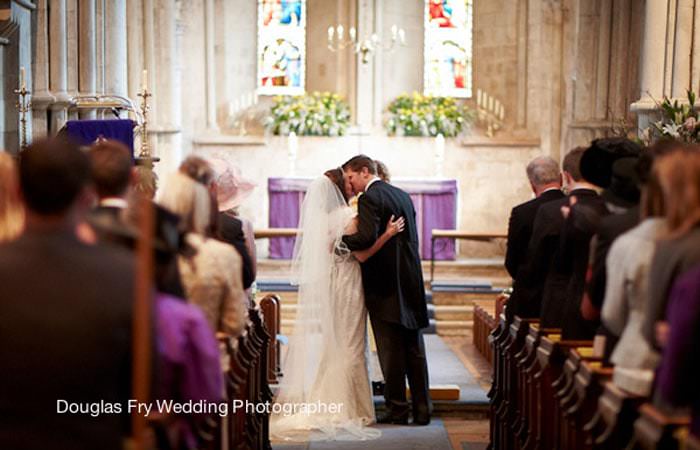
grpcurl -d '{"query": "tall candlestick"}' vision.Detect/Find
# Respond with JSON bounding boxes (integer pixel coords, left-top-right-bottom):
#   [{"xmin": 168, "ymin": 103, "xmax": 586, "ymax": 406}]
[{"xmin": 435, "ymin": 133, "xmax": 445, "ymax": 161}]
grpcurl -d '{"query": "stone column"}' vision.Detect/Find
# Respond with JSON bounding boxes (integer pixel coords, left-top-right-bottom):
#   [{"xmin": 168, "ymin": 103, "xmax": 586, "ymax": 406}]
[
  {"xmin": 204, "ymin": 0, "xmax": 219, "ymax": 131},
  {"xmin": 152, "ymin": 0, "xmax": 183, "ymax": 176},
  {"xmin": 32, "ymin": 0, "xmax": 54, "ymax": 137},
  {"xmin": 79, "ymin": 0, "xmax": 97, "ymax": 119},
  {"xmin": 671, "ymin": 0, "xmax": 693, "ymax": 98},
  {"xmin": 355, "ymin": 0, "xmax": 376, "ymax": 131},
  {"xmin": 104, "ymin": 0, "xmax": 128, "ymax": 98},
  {"xmin": 49, "ymin": 0, "xmax": 71, "ymax": 132},
  {"xmin": 691, "ymin": 0, "xmax": 700, "ymax": 91},
  {"xmin": 631, "ymin": 0, "xmax": 669, "ymax": 130}
]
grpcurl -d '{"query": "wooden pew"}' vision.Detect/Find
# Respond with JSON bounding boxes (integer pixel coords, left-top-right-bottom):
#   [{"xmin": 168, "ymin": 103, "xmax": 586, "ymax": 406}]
[
  {"xmin": 686, "ymin": 433, "xmax": 700, "ymax": 450},
  {"xmin": 489, "ymin": 313, "xmax": 510, "ymax": 449},
  {"xmin": 633, "ymin": 403, "xmax": 690, "ymax": 450},
  {"xmin": 566, "ymin": 355, "xmax": 612, "ymax": 450},
  {"xmin": 589, "ymin": 382, "xmax": 645, "ymax": 449},
  {"xmin": 473, "ymin": 299, "xmax": 497, "ymax": 364},
  {"xmin": 259, "ymin": 294, "xmax": 282, "ymax": 384}
]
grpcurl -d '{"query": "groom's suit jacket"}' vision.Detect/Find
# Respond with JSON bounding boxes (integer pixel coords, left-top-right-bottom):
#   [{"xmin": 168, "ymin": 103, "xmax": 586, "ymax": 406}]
[{"xmin": 342, "ymin": 180, "xmax": 429, "ymax": 330}]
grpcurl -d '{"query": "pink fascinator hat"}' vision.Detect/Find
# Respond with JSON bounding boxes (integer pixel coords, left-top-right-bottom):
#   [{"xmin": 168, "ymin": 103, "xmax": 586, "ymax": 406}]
[{"xmin": 207, "ymin": 157, "xmax": 256, "ymax": 212}]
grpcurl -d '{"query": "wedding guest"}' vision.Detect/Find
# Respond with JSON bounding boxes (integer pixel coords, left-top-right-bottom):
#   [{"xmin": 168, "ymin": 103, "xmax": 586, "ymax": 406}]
[
  {"xmin": 0, "ymin": 138, "xmax": 134, "ymax": 450},
  {"xmin": 133, "ymin": 165, "xmax": 158, "ymax": 200},
  {"xmin": 158, "ymin": 172, "xmax": 248, "ymax": 336},
  {"xmin": 179, "ymin": 156, "xmax": 256, "ymax": 290},
  {"xmin": 559, "ymin": 138, "xmax": 639, "ymax": 339},
  {"xmin": 601, "ymin": 153, "xmax": 668, "ymax": 396},
  {"xmin": 0, "ymin": 152, "xmax": 24, "ymax": 242},
  {"xmin": 375, "ymin": 159, "xmax": 391, "ymax": 183},
  {"xmin": 657, "ymin": 263, "xmax": 700, "ymax": 436},
  {"xmin": 505, "ymin": 156, "xmax": 563, "ymax": 319},
  {"xmin": 642, "ymin": 148, "xmax": 700, "ymax": 349},
  {"xmin": 515, "ymin": 147, "xmax": 592, "ymax": 327}
]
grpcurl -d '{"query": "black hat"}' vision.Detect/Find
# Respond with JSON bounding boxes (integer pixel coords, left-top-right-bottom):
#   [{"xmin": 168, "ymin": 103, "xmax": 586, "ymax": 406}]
[
  {"xmin": 580, "ymin": 138, "xmax": 642, "ymax": 188},
  {"xmin": 601, "ymin": 157, "xmax": 641, "ymax": 208}
]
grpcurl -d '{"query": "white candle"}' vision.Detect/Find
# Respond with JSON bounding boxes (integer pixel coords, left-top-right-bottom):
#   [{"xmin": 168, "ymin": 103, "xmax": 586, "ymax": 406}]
[
  {"xmin": 499, "ymin": 105, "xmax": 505, "ymax": 121},
  {"xmin": 288, "ymin": 131, "xmax": 298, "ymax": 158},
  {"xmin": 391, "ymin": 24, "xmax": 398, "ymax": 39},
  {"xmin": 488, "ymin": 95, "xmax": 494, "ymax": 112},
  {"xmin": 349, "ymin": 27, "xmax": 356, "ymax": 42},
  {"xmin": 233, "ymin": 99, "xmax": 240, "ymax": 112},
  {"xmin": 477, "ymin": 89, "xmax": 482, "ymax": 107},
  {"xmin": 19, "ymin": 67, "xmax": 26, "ymax": 90},
  {"xmin": 337, "ymin": 25, "xmax": 344, "ymax": 40},
  {"xmin": 328, "ymin": 26, "xmax": 334, "ymax": 41},
  {"xmin": 398, "ymin": 28, "xmax": 406, "ymax": 44},
  {"xmin": 435, "ymin": 133, "xmax": 445, "ymax": 161},
  {"xmin": 140, "ymin": 69, "xmax": 148, "ymax": 91}
]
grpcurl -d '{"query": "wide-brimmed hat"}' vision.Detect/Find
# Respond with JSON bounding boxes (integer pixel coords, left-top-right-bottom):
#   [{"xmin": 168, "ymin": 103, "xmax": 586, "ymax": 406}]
[
  {"xmin": 208, "ymin": 157, "xmax": 256, "ymax": 211},
  {"xmin": 580, "ymin": 138, "xmax": 641, "ymax": 188},
  {"xmin": 601, "ymin": 157, "xmax": 641, "ymax": 208}
]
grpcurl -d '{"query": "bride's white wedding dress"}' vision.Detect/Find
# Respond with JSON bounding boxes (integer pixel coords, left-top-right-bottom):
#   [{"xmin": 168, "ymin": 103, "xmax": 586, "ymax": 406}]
[{"xmin": 270, "ymin": 177, "xmax": 380, "ymax": 441}]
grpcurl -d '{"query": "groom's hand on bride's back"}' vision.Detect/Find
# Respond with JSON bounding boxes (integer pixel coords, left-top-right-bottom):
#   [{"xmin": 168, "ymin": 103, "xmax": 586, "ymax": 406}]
[{"xmin": 385, "ymin": 215, "xmax": 405, "ymax": 237}]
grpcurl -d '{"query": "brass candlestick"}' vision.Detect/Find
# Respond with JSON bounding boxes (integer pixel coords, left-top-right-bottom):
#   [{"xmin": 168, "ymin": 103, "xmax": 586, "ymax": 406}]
[
  {"xmin": 475, "ymin": 89, "xmax": 505, "ymax": 138},
  {"xmin": 137, "ymin": 88, "xmax": 152, "ymax": 159},
  {"xmin": 15, "ymin": 85, "xmax": 31, "ymax": 150}
]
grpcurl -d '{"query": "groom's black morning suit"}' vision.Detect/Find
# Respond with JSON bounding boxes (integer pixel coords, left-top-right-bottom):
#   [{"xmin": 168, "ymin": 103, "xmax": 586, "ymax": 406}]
[{"xmin": 342, "ymin": 179, "xmax": 431, "ymax": 422}]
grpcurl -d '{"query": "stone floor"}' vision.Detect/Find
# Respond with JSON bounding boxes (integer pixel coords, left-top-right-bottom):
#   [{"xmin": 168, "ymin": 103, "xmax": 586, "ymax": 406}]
[{"xmin": 272, "ymin": 332, "xmax": 492, "ymax": 450}]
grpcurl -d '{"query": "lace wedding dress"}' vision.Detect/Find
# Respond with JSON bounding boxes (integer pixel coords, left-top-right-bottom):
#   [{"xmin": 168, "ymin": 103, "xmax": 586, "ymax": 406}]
[{"xmin": 270, "ymin": 177, "xmax": 380, "ymax": 442}]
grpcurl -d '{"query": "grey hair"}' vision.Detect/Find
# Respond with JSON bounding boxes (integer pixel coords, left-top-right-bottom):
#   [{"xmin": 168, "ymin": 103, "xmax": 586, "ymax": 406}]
[
  {"xmin": 526, "ymin": 156, "xmax": 560, "ymax": 187},
  {"xmin": 157, "ymin": 172, "xmax": 211, "ymax": 235}
]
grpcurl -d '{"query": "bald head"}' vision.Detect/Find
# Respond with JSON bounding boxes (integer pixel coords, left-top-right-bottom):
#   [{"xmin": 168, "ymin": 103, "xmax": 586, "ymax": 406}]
[{"xmin": 526, "ymin": 156, "xmax": 561, "ymax": 195}]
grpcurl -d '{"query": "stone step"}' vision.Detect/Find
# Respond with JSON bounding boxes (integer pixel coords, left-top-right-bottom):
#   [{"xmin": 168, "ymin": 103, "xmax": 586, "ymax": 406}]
[
  {"xmin": 435, "ymin": 320, "xmax": 473, "ymax": 336},
  {"xmin": 278, "ymin": 303, "xmax": 474, "ymax": 321}
]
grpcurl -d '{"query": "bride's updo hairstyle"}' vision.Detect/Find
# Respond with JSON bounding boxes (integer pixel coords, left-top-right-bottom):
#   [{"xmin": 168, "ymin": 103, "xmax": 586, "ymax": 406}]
[{"xmin": 324, "ymin": 168, "xmax": 349, "ymax": 202}]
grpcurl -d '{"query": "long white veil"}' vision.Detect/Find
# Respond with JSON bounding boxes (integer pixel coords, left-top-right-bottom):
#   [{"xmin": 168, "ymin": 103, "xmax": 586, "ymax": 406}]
[{"xmin": 270, "ymin": 176, "xmax": 380, "ymax": 441}]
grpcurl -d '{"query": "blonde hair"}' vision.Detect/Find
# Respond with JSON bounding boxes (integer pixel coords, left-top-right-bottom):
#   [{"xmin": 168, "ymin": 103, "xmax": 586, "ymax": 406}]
[
  {"xmin": 655, "ymin": 148, "xmax": 700, "ymax": 237},
  {"xmin": 0, "ymin": 153, "xmax": 24, "ymax": 242},
  {"xmin": 157, "ymin": 172, "xmax": 211, "ymax": 235}
]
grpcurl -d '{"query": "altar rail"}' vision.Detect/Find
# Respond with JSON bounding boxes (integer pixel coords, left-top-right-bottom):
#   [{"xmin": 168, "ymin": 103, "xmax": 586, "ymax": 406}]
[
  {"xmin": 487, "ymin": 313, "xmax": 694, "ymax": 450},
  {"xmin": 430, "ymin": 230, "xmax": 507, "ymax": 282}
]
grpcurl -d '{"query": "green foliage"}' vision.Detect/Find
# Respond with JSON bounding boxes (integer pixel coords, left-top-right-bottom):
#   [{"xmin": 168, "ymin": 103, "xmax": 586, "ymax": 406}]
[
  {"xmin": 385, "ymin": 92, "xmax": 475, "ymax": 137},
  {"xmin": 266, "ymin": 92, "xmax": 351, "ymax": 137}
]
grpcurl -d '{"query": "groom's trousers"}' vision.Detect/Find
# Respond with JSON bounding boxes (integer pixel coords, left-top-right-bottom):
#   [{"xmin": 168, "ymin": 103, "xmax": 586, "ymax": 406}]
[{"xmin": 370, "ymin": 316, "xmax": 432, "ymax": 419}]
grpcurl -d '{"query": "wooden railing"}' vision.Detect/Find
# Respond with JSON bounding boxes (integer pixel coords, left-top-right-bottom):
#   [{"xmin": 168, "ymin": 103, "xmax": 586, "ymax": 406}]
[
  {"xmin": 430, "ymin": 230, "xmax": 507, "ymax": 282},
  {"xmin": 253, "ymin": 228, "xmax": 299, "ymax": 239}
]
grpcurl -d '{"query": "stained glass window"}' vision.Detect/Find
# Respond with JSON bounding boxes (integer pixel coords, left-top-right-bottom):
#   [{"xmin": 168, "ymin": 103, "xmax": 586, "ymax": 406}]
[
  {"xmin": 424, "ymin": 0, "xmax": 473, "ymax": 98},
  {"xmin": 257, "ymin": 0, "xmax": 306, "ymax": 95}
]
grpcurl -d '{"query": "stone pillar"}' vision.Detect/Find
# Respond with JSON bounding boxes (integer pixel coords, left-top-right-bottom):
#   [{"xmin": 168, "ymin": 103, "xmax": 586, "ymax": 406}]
[
  {"xmin": 49, "ymin": 0, "xmax": 71, "ymax": 132},
  {"xmin": 692, "ymin": 0, "xmax": 700, "ymax": 91},
  {"xmin": 104, "ymin": 0, "xmax": 128, "ymax": 98},
  {"xmin": 355, "ymin": 0, "xmax": 376, "ymax": 132},
  {"xmin": 152, "ymin": 0, "xmax": 183, "ymax": 177},
  {"xmin": 79, "ymin": 0, "xmax": 97, "ymax": 119},
  {"xmin": 672, "ymin": 0, "xmax": 693, "ymax": 98},
  {"xmin": 204, "ymin": 0, "xmax": 218, "ymax": 131},
  {"xmin": 631, "ymin": 0, "xmax": 669, "ymax": 130},
  {"xmin": 126, "ymin": 0, "xmax": 144, "ymax": 102},
  {"xmin": 32, "ymin": 0, "xmax": 54, "ymax": 137}
]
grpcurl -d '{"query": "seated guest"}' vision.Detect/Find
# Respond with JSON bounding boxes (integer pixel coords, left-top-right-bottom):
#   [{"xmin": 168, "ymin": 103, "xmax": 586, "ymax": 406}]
[
  {"xmin": 505, "ymin": 156, "xmax": 563, "ymax": 319},
  {"xmin": 179, "ymin": 155, "xmax": 256, "ymax": 290},
  {"xmin": 657, "ymin": 263, "xmax": 700, "ymax": 437},
  {"xmin": 0, "ymin": 152, "xmax": 24, "ymax": 242},
  {"xmin": 642, "ymin": 149, "xmax": 700, "ymax": 349},
  {"xmin": 559, "ymin": 138, "xmax": 639, "ymax": 339},
  {"xmin": 601, "ymin": 153, "xmax": 669, "ymax": 396},
  {"xmin": 0, "ymin": 138, "xmax": 134, "ymax": 450},
  {"xmin": 87, "ymin": 140, "xmax": 135, "ymax": 246},
  {"xmin": 515, "ymin": 147, "xmax": 591, "ymax": 326},
  {"xmin": 158, "ymin": 172, "xmax": 248, "ymax": 336}
]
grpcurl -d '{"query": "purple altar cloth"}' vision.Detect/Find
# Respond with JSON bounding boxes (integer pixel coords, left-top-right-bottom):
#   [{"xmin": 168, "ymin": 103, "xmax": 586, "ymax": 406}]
[{"xmin": 268, "ymin": 177, "xmax": 457, "ymax": 260}]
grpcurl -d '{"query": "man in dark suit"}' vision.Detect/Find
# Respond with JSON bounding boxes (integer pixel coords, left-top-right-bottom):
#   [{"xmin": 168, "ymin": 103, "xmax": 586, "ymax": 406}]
[
  {"xmin": 0, "ymin": 138, "xmax": 134, "ymax": 450},
  {"xmin": 504, "ymin": 156, "xmax": 564, "ymax": 319},
  {"xmin": 341, "ymin": 155, "xmax": 431, "ymax": 426}
]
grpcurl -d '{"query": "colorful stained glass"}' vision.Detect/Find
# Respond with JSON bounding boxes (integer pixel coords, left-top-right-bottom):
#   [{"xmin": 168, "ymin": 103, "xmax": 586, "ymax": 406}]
[
  {"xmin": 257, "ymin": 0, "xmax": 306, "ymax": 95},
  {"xmin": 424, "ymin": 0, "xmax": 473, "ymax": 98}
]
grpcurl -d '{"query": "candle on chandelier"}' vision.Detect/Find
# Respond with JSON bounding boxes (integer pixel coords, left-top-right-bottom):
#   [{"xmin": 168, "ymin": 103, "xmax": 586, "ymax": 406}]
[
  {"xmin": 398, "ymin": 28, "xmax": 406, "ymax": 44},
  {"xmin": 337, "ymin": 25, "xmax": 344, "ymax": 40},
  {"xmin": 349, "ymin": 27, "xmax": 356, "ymax": 41},
  {"xmin": 19, "ymin": 67, "xmax": 26, "ymax": 90},
  {"xmin": 328, "ymin": 26, "xmax": 334, "ymax": 41}
]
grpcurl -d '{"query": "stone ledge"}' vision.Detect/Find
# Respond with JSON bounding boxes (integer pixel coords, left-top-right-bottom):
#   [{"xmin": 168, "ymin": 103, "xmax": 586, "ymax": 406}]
[
  {"xmin": 460, "ymin": 136, "xmax": 541, "ymax": 147},
  {"xmin": 192, "ymin": 135, "xmax": 266, "ymax": 146}
]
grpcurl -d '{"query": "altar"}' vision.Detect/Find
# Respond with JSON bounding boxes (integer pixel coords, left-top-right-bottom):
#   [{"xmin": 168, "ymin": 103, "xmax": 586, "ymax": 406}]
[{"xmin": 268, "ymin": 177, "xmax": 458, "ymax": 260}]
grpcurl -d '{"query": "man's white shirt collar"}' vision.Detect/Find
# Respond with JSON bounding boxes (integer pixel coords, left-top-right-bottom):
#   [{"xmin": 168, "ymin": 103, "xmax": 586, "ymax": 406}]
[
  {"xmin": 99, "ymin": 197, "xmax": 128, "ymax": 209},
  {"xmin": 364, "ymin": 177, "xmax": 381, "ymax": 192}
]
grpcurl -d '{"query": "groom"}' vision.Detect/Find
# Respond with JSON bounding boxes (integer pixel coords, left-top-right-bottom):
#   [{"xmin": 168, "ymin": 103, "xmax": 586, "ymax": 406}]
[{"xmin": 341, "ymin": 155, "xmax": 432, "ymax": 426}]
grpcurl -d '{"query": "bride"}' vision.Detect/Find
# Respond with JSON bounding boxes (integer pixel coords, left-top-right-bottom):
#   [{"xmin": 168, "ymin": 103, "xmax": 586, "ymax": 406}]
[{"xmin": 270, "ymin": 168, "xmax": 404, "ymax": 441}]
